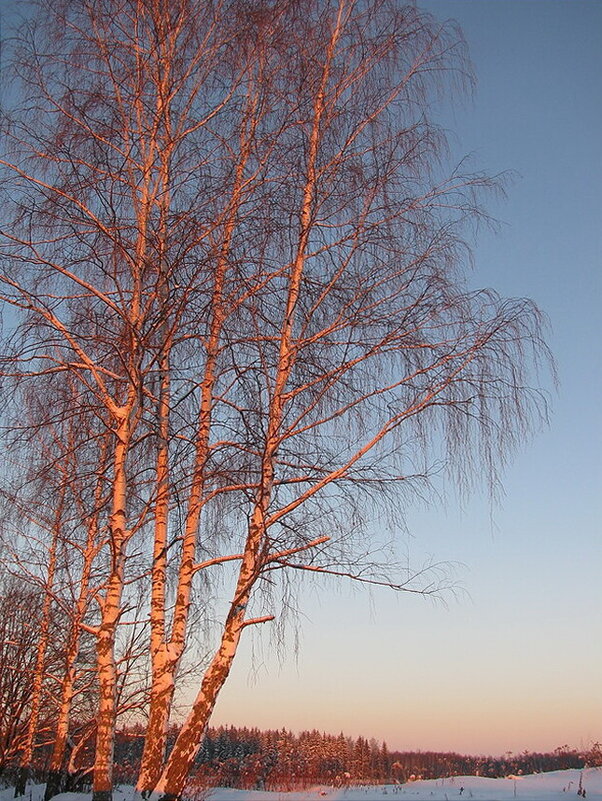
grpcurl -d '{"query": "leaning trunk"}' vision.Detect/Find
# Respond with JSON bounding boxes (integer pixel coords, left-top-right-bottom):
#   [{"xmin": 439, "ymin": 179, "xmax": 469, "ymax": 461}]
[
  {"xmin": 137, "ymin": 49, "xmax": 259, "ymax": 792},
  {"xmin": 153, "ymin": 604, "xmax": 248, "ymax": 801}
]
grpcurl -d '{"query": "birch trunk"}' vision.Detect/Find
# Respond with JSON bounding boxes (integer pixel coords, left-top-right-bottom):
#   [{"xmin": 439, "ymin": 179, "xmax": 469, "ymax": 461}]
[
  {"xmin": 92, "ymin": 418, "xmax": 131, "ymax": 801},
  {"xmin": 153, "ymin": 15, "xmax": 339, "ymax": 794},
  {"xmin": 137, "ymin": 350, "xmax": 174, "ymax": 795},
  {"xmin": 137, "ymin": 61, "xmax": 262, "ymax": 794},
  {"xmin": 154, "ymin": 509, "xmax": 265, "ymax": 801},
  {"xmin": 137, "ymin": 230, "xmax": 233, "ymax": 795},
  {"xmin": 44, "ymin": 670, "xmax": 75, "ymax": 800},
  {"xmin": 45, "ymin": 499, "xmax": 100, "ymax": 801}
]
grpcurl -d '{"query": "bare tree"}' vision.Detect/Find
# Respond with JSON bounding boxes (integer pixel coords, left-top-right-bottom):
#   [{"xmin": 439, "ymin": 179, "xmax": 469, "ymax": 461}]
[
  {"xmin": 0, "ymin": 1, "xmax": 550, "ymax": 800},
  {"xmin": 0, "ymin": 376, "xmax": 105, "ymax": 792},
  {"xmin": 0, "ymin": 577, "xmax": 42, "ymax": 778},
  {"xmin": 0, "ymin": 382, "xmax": 155, "ymax": 797},
  {"xmin": 12, "ymin": 484, "xmax": 64, "ymax": 798}
]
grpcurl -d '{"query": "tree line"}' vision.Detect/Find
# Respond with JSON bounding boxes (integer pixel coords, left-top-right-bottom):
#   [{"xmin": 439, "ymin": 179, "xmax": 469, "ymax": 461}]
[
  {"xmin": 113, "ymin": 728, "xmax": 599, "ymax": 789},
  {"xmin": 4, "ymin": 714, "xmax": 600, "ymax": 793},
  {"xmin": 0, "ymin": 1, "xmax": 551, "ymax": 800}
]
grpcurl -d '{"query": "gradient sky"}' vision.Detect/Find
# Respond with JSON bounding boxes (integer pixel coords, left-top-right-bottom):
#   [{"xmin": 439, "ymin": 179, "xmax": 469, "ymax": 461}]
[{"xmin": 210, "ymin": 1, "xmax": 602, "ymax": 756}]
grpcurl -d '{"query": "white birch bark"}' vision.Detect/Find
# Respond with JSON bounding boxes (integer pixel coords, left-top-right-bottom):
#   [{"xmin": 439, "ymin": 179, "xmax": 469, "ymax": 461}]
[
  {"xmin": 92, "ymin": 414, "xmax": 133, "ymax": 801},
  {"xmin": 153, "ymin": 14, "xmax": 343, "ymax": 797},
  {"xmin": 137, "ymin": 50, "xmax": 264, "ymax": 794},
  {"xmin": 45, "ymin": 490, "xmax": 101, "ymax": 801}
]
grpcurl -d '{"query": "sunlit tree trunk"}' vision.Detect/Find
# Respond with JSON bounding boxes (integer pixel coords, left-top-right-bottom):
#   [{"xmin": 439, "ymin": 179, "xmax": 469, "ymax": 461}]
[
  {"xmin": 45, "ymin": 490, "xmax": 102, "ymax": 801},
  {"xmin": 92, "ymin": 414, "xmax": 134, "ymax": 801},
  {"xmin": 154, "ymin": 12, "xmax": 340, "ymax": 798},
  {"xmin": 137, "ymin": 20, "xmax": 267, "ymax": 793},
  {"xmin": 153, "ymin": 508, "xmax": 269, "ymax": 800}
]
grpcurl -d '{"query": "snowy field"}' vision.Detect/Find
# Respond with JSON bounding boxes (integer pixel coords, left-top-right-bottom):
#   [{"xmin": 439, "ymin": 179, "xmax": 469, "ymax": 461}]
[
  {"xmin": 3, "ymin": 769, "xmax": 602, "ymax": 801},
  {"xmin": 204, "ymin": 770, "xmax": 602, "ymax": 801}
]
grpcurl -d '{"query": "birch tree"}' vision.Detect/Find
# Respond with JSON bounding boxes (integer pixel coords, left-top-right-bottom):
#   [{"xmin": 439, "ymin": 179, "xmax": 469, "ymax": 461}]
[
  {"xmin": 0, "ymin": 374, "xmax": 109, "ymax": 793},
  {"xmin": 0, "ymin": 1, "xmax": 550, "ymax": 800},
  {"xmin": 151, "ymin": 4, "xmax": 548, "ymax": 797},
  {"xmin": 12, "ymin": 485, "xmax": 64, "ymax": 798}
]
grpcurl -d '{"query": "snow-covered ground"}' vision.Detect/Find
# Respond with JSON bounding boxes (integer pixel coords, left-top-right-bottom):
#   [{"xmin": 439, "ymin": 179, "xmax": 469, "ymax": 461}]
[
  {"xmin": 3, "ymin": 769, "xmax": 601, "ymax": 801},
  {"xmin": 203, "ymin": 769, "xmax": 602, "ymax": 801}
]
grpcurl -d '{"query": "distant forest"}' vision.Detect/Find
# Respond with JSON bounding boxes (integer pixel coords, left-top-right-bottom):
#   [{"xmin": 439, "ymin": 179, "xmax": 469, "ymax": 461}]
[{"xmin": 109, "ymin": 726, "xmax": 600, "ymax": 791}]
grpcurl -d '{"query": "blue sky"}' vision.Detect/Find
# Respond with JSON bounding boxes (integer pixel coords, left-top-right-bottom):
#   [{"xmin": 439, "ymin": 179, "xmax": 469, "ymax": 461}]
[{"xmin": 211, "ymin": 1, "xmax": 602, "ymax": 755}]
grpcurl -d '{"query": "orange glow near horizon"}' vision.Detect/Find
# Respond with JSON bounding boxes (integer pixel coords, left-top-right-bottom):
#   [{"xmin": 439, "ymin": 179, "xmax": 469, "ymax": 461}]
[{"xmin": 206, "ymin": 573, "xmax": 601, "ymax": 758}]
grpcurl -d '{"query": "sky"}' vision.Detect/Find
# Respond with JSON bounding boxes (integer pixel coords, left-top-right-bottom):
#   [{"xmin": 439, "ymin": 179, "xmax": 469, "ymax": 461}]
[{"xmin": 209, "ymin": 1, "xmax": 602, "ymax": 756}]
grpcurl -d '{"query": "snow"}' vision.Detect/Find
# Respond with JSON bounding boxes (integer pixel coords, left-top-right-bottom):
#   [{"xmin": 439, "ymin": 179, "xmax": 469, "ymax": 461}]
[
  {"xmin": 3, "ymin": 770, "xmax": 602, "ymax": 801},
  {"xmin": 200, "ymin": 770, "xmax": 602, "ymax": 801}
]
